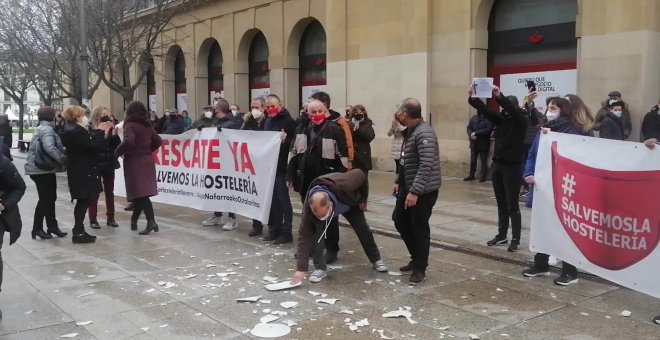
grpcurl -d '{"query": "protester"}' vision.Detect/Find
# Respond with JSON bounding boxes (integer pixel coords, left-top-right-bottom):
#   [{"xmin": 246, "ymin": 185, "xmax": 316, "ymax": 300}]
[
  {"xmin": 182, "ymin": 110, "xmax": 192, "ymax": 130},
  {"xmin": 54, "ymin": 111, "xmax": 65, "ymax": 135},
  {"xmin": 388, "ymin": 113, "xmax": 406, "ymax": 174},
  {"xmin": 344, "ymin": 105, "xmax": 353, "ymax": 120},
  {"xmin": 230, "ymin": 104, "xmax": 244, "ymax": 121},
  {"xmin": 0, "ymin": 150, "xmax": 26, "ymax": 319},
  {"xmin": 641, "ymin": 100, "xmax": 660, "ymax": 141},
  {"xmin": 115, "ymin": 101, "xmax": 162, "ymax": 235},
  {"xmin": 201, "ymin": 98, "xmax": 241, "ymax": 230},
  {"xmin": 519, "ymin": 93, "xmax": 544, "ymax": 194},
  {"xmin": 163, "ymin": 108, "xmax": 184, "ymax": 134},
  {"xmin": 189, "ymin": 106, "xmax": 216, "ymax": 130},
  {"xmin": 564, "ymin": 94, "xmax": 596, "ymax": 137},
  {"xmin": 0, "ymin": 114, "xmax": 12, "ymax": 148},
  {"xmin": 291, "ymin": 170, "xmax": 388, "ymax": 284},
  {"xmin": 595, "ymin": 91, "xmax": 632, "ymax": 139},
  {"xmin": 350, "ymin": 105, "xmax": 375, "ymax": 174},
  {"xmin": 288, "ymin": 99, "xmax": 348, "ymax": 263},
  {"xmin": 391, "ymin": 98, "xmax": 441, "ymax": 285},
  {"xmin": 149, "ymin": 111, "xmax": 161, "ymax": 133},
  {"xmin": 522, "ymin": 96, "xmax": 592, "ymax": 286},
  {"xmin": 260, "ymin": 94, "xmax": 296, "ymax": 244},
  {"xmin": 468, "ymin": 84, "xmax": 527, "ymax": 252},
  {"xmin": 60, "ymin": 106, "xmax": 108, "ymax": 244},
  {"xmin": 599, "ymin": 101, "xmax": 625, "ymax": 140},
  {"xmin": 464, "ymin": 107, "xmax": 494, "ymax": 182},
  {"xmin": 88, "ymin": 106, "xmax": 121, "ymax": 229},
  {"xmin": 242, "ymin": 98, "xmax": 267, "ymax": 236},
  {"xmin": 24, "ymin": 106, "xmax": 68, "ymax": 240}
]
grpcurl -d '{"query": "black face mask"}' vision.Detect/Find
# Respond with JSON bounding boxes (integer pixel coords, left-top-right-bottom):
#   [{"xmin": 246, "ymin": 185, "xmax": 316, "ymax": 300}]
[{"xmin": 100, "ymin": 116, "xmax": 111, "ymax": 123}]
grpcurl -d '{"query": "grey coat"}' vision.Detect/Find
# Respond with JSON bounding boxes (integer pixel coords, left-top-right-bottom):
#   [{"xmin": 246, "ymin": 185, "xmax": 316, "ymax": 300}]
[
  {"xmin": 397, "ymin": 121, "xmax": 441, "ymax": 195},
  {"xmin": 24, "ymin": 121, "xmax": 67, "ymax": 175}
]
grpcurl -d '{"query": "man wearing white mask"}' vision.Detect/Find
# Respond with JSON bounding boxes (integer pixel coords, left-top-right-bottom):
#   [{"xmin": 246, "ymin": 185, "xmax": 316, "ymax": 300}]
[
  {"xmin": 189, "ymin": 106, "xmax": 215, "ymax": 131},
  {"xmin": 230, "ymin": 104, "xmax": 244, "ymax": 122},
  {"xmin": 291, "ymin": 169, "xmax": 388, "ymax": 285},
  {"xmin": 242, "ymin": 98, "xmax": 267, "ymax": 236},
  {"xmin": 595, "ymin": 90, "xmax": 632, "ymax": 139}
]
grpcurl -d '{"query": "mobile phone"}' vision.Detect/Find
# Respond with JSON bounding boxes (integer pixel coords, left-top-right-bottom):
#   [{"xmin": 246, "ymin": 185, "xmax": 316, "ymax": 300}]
[{"xmin": 526, "ymin": 80, "xmax": 536, "ymax": 92}]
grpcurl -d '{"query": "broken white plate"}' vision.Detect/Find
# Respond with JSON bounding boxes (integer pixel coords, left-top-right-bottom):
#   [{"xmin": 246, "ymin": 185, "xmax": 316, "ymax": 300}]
[
  {"xmin": 438, "ymin": 326, "xmax": 450, "ymax": 330},
  {"xmin": 316, "ymin": 298, "xmax": 339, "ymax": 305},
  {"xmin": 469, "ymin": 334, "xmax": 480, "ymax": 340},
  {"xmin": 308, "ymin": 291, "xmax": 327, "ymax": 297},
  {"xmin": 144, "ymin": 288, "xmax": 155, "ymax": 294},
  {"xmin": 260, "ymin": 314, "xmax": 280, "ymax": 323},
  {"xmin": 376, "ymin": 329, "xmax": 395, "ymax": 339},
  {"xmin": 355, "ymin": 318, "xmax": 369, "ymax": 327},
  {"xmin": 340, "ymin": 310, "xmax": 354, "ymax": 315},
  {"xmin": 621, "ymin": 310, "xmax": 632, "ymax": 317},
  {"xmin": 140, "ymin": 327, "xmax": 149, "ymax": 332},
  {"xmin": 77, "ymin": 292, "xmax": 94, "ymax": 298},
  {"xmin": 382, "ymin": 308, "xmax": 418, "ymax": 324},
  {"xmin": 250, "ymin": 323, "xmax": 291, "ymax": 338},
  {"xmin": 280, "ymin": 301, "xmax": 299, "ymax": 309},
  {"xmin": 263, "ymin": 276, "xmax": 279, "ymax": 283},
  {"xmin": 60, "ymin": 334, "xmax": 78, "ymax": 338},
  {"xmin": 236, "ymin": 295, "xmax": 262, "ymax": 303},
  {"xmin": 24, "ymin": 310, "xmax": 35, "ymax": 315},
  {"xmin": 265, "ymin": 281, "xmax": 301, "ymax": 291},
  {"xmin": 217, "ymin": 272, "xmax": 237, "ymax": 277},
  {"xmin": 284, "ymin": 320, "xmax": 298, "ymax": 327},
  {"xmin": 387, "ymin": 271, "xmax": 403, "ymax": 276},
  {"xmin": 75, "ymin": 321, "xmax": 93, "ymax": 326}
]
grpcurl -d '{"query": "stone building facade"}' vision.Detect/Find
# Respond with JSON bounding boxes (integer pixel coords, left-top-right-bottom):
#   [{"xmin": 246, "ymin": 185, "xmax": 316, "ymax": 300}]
[{"xmin": 93, "ymin": 0, "xmax": 660, "ymax": 175}]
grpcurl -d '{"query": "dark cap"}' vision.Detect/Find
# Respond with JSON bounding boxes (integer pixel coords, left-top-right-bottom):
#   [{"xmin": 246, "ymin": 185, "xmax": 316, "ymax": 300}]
[
  {"xmin": 608, "ymin": 91, "xmax": 621, "ymax": 98},
  {"xmin": 203, "ymin": 106, "xmax": 212, "ymax": 111}
]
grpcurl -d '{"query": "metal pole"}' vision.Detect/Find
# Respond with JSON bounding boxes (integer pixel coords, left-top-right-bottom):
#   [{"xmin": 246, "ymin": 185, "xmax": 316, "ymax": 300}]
[{"xmin": 79, "ymin": 0, "xmax": 89, "ymax": 107}]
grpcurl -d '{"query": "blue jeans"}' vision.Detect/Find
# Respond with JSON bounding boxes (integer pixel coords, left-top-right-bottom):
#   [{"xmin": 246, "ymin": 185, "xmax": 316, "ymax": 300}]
[{"xmin": 268, "ymin": 175, "xmax": 293, "ymax": 235}]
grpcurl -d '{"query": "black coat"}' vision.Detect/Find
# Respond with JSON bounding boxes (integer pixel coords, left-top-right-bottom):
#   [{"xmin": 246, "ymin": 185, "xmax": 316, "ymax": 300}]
[
  {"xmin": 466, "ymin": 114, "xmax": 493, "ymax": 151},
  {"xmin": 351, "ymin": 118, "xmax": 375, "ymax": 171},
  {"xmin": 468, "ymin": 94, "xmax": 527, "ymax": 164},
  {"xmin": 0, "ymin": 153, "xmax": 25, "ymax": 245},
  {"xmin": 163, "ymin": 116, "xmax": 184, "ymax": 134},
  {"xmin": 0, "ymin": 115, "xmax": 12, "ymax": 148},
  {"xmin": 60, "ymin": 122, "xmax": 105, "ymax": 199},
  {"xmin": 641, "ymin": 106, "xmax": 660, "ymax": 140},
  {"xmin": 264, "ymin": 109, "xmax": 297, "ymax": 176},
  {"xmin": 241, "ymin": 113, "xmax": 265, "ymax": 131},
  {"xmin": 95, "ymin": 131, "xmax": 121, "ymax": 172},
  {"xmin": 599, "ymin": 113, "xmax": 625, "ymax": 141},
  {"xmin": 523, "ymin": 108, "xmax": 544, "ymax": 146}
]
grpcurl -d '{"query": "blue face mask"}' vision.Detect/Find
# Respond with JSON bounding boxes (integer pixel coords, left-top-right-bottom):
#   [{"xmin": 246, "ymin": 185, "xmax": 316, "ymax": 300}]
[{"xmin": 612, "ymin": 110, "xmax": 622, "ymax": 118}]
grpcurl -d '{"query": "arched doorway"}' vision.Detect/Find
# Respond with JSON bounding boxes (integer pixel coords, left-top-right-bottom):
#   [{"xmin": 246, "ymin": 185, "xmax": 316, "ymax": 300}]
[
  {"xmin": 208, "ymin": 41, "xmax": 224, "ymax": 104},
  {"xmin": 174, "ymin": 48, "xmax": 187, "ymax": 112},
  {"xmin": 488, "ymin": 0, "xmax": 577, "ymax": 112},
  {"xmin": 299, "ymin": 20, "xmax": 326, "ymax": 105},
  {"xmin": 146, "ymin": 57, "xmax": 156, "ymax": 112},
  {"xmin": 248, "ymin": 32, "xmax": 270, "ymax": 100}
]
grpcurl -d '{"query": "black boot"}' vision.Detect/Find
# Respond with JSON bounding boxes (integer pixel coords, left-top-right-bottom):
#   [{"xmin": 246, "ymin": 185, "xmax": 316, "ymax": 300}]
[
  {"xmin": 32, "ymin": 229, "xmax": 53, "ymax": 240},
  {"xmin": 130, "ymin": 219, "xmax": 138, "ymax": 231},
  {"xmin": 263, "ymin": 229, "xmax": 280, "ymax": 242},
  {"xmin": 107, "ymin": 219, "xmax": 119, "ymax": 228},
  {"xmin": 90, "ymin": 221, "xmax": 101, "ymax": 229},
  {"xmin": 248, "ymin": 226, "xmax": 263, "ymax": 237},
  {"xmin": 72, "ymin": 231, "xmax": 96, "ymax": 244},
  {"xmin": 139, "ymin": 220, "xmax": 159, "ymax": 235},
  {"xmin": 46, "ymin": 226, "xmax": 68, "ymax": 238}
]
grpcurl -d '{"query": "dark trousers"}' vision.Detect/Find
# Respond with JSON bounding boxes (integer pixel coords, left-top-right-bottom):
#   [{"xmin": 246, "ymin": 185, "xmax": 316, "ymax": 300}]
[
  {"xmin": 534, "ymin": 253, "xmax": 578, "ymax": 277},
  {"xmin": 469, "ymin": 148, "xmax": 489, "ymax": 180},
  {"xmin": 88, "ymin": 170, "xmax": 116, "ymax": 222},
  {"xmin": 268, "ymin": 175, "xmax": 293, "ymax": 235},
  {"xmin": 491, "ymin": 161, "xmax": 522, "ymax": 242},
  {"xmin": 394, "ymin": 159, "xmax": 401, "ymax": 174},
  {"xmin": 312, "ymin": 207, "xmax": 381, "ymax": 271},
  {"xmin": 0, "ymin": 230, "xmax": 4, "ymax": 291},
  {"xmin": 132, "ymin": 197, "xmax": 155, "ymax": 222},
  {"xmin": 393, "ymin": 189, "xmax": 439, "ymax": 272},
  {"xmin": 30, "ymin": 174, "xmax": 58, "ymax": 231},
  {"xmin": 521, "ymin": 144, "xmax": 532, "ymax": 191},
  {"xmin": 300, "ymin": 188, "xmax": 339, "ymax": 253},
  {"xmin": 73, "ymin": 198, "xmax": 90, "ymax": 234},
  {"xmin": 213, "ymin": 212, "xmax": 235, "ymax": 218}
]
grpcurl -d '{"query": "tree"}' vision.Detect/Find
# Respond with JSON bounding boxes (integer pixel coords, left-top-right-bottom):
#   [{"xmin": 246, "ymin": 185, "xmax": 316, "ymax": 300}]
[{"xmin": 0, "ymin": 56, "xmax": 33, "ymax": 141}]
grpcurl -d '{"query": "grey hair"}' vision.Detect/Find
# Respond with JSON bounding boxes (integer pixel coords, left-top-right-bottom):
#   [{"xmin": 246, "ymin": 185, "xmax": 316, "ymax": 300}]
[{"xmin": 214, "ymin": 98, "xmax": 230, "ymax": 114}]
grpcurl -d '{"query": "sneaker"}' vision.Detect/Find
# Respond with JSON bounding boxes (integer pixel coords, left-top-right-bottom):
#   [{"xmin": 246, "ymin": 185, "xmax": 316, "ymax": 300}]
[
  {"xmin": 652, "ymin": 315, "xmax": 660, "ymax": 325},
  {"xmin": 522, "ymin": 267, "xmax": 550, "ymax": 277},
  {"xmin": 487, "ymin": 235, "xmax": 508, "ymax": 246},
  {"xmin": 106, "ymin": 219, "xmax": 119, "ymax": 228},
  {"xmin": 554, "ymin": 273, "xmax": 578, "ymax": 286},
  {"xmin": 409, "ymin": 271, "xmax": 426, "ymax": 285},
  {"xmin": 326, "ymin": 250, "xmax": 338, "ymax": 265},
  {"xmin": 90, "ymin": 221, "xmax": 101, "ymax": 229},
  {"xmin": 463, "ymin": 176, "xmax": 475, "ymax": 181},
  {"xmin": 202, "ymin": 215, "xmax": 223, "ymax": 226},
  {"xmin": 309, "ymin": 270, "xmax": 327, "ymax": 283},
  {"xmin": 273, "ymin": 233, "xmax": 293, "ymax": 245},
  {"xmin": 373, "ymin": 260, "xmax": 388, "ymax": 272},
  {"xmin": 399, "ymin": 262, "xmax": 414, "ymax": 272},
  {"xmin": 222, "ymin": 218, "xmax": 237, "ymax": 231},
  {"xmin": 508, "ymin": 240, "xmax": 519, "ymax": 252}
]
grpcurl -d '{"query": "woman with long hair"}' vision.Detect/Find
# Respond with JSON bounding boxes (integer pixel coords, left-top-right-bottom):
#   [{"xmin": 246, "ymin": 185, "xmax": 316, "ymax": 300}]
[
  {"xmin": 88, "ymin": 106, "xmax": 121, "ymax": 229},
  {"xmin": 521, "ymin": 96, "xmax": 594, "ymax": 286},
  {"xmin": 60, "ymin": 106, "xmax": 109, "ymax": 244},
  {"xmin": 115, "ymin": 101, "xmax": 162, "ymax": 235},
  {"xmin": 564, "ymin": 94, "xmax": 596, "ymax": 136},
  {"xmin": 24, "ymin": 107, "xmax": 68, "ymax": 239}
]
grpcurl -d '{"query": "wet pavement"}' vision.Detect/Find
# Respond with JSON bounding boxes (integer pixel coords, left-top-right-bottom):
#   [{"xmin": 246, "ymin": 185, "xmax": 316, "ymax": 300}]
[{"xmin": 1, "ymin": 154, "xmax": 659, "ymax": 339}]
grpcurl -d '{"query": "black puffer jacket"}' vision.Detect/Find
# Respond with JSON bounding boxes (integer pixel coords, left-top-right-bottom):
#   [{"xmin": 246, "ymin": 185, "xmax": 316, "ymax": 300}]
[
  {"xmin": 466, "ymin": 114, "xmax": 493, "ymax": 151},
  {"xmin": 264, "ymin": 108, "xmax": 297, "ymax": 176},
  {"xmin": 350, "ymin": 118, "xmax": 375, "ymax": 171},
  {"xmin": 95, "ymin": 131, "xmax": 121, "ymax": 172},
  {"xmin": 523, "ymin": 108, "xmax": 544, "ymax": 146},
  {"xmin": 0, "ymin": 153, "xmax": 26, "ymax": 246},
  {"xmin": 599, "ymin": 113, "xmax": 624, "ymax": 141},
  {"xmin": 396, "ymin": 121, "xmax": 441, "ymax": 195},
  {"xmin": 468, "ymin": 94, "xmax": 528, "ymax": 164},
  {"xmin": 60, "ymin": 122, "xmax": 105, "ymax": 200}
]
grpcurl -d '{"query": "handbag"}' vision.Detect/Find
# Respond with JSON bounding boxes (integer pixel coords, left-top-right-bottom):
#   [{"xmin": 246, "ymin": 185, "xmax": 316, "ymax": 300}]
[{"xmin": 34, "ymin": 136, "xmax": 59, "ymax": 171}]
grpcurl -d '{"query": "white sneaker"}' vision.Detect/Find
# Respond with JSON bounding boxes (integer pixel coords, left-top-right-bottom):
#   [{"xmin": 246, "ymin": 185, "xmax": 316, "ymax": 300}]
[
  {"xmin": 373, "ymin": 260, "xmax": 388, "ymax": 272},
  {"xmin": 309, "ymin": 270, "xmax": 327, "ymax": 283},
  {"xmin": 202, "ymin": 215, "xmax": 223, "ymax": 226},
  {"xmin": 222, "ymin": 218, "xmax": 237, "ymax": 231}
]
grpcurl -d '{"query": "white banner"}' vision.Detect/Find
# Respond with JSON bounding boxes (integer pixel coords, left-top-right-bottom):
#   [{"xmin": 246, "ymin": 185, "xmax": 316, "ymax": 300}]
[
  {"xmin": 531, "ymin": 133, "xmax": 660, "ymax": 298},
  {"xmin": 148, "ymin": 95, "xmax": 157, "ymax": 112},
  {"xmin": 250, "ymin": 88, "xmax": 270, "ymax": 100},
  {"xmin": 301, "ymin": 85, "xmax": 327, "ymax": 104},
  {"xmin": 115, "ymin": 128, "xmax": 281, "ymax": 222},
  {"xmin": 500, "ymin": 69, "xmax": 576, "ymax": 113},
  {"xmin": 176, "ymin": 93, "xmax": 188, "ymax": 113}
]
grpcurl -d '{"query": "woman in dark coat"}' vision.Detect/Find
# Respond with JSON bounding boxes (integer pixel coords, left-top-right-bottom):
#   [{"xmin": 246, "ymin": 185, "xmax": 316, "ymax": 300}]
[
  {"xmin": 60, "ymin": 105, "xmax": 108, "ymax": 244},
  {"xmin": 349, "ymin": 105, "xmax": 376, "ymax": 172},
  {"xmin": 115, "ymin": 101, "xmax": 162, "ymax": 235}
]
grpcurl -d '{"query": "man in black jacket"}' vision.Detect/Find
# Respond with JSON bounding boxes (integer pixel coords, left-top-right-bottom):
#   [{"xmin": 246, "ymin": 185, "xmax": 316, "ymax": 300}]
[
  {"xmin": 464, "ymin": 112, "xmax": 493, "ymax": 182},
  {"xmin": 261, "ymin": 94, "xmax": 297, "ymax": 244},
  {"xmin": 641, "ymin": 100, "xmax": 660, "ymax": 141},
  {"xmin": 0, "ymin": 151, "xmax": 27, "ymax": 320},
  {"xmin": 468, "ymin": 85, "xmax": 527, "ymax": 252},
  {"xmin": 599, "ymin": 101, "xmax": 625, "ymax": 141}
]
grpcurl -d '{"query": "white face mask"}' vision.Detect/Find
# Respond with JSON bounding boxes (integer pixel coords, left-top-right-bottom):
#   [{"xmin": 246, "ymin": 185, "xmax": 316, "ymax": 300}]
[
  {"xmin": 609, "ymin": 99, "xmax": 619, "ymax": 105},
  {"xmin": 80, "ymin": 115, "xmax": 89, "ymax": 127},
  {"xmin": 231, "ymin": 109, "xmax": 238, "ymax": 116},
  {"xmin": 546, "ymin": 110, "xmax": 560, "ymax": 121},
  {"xmin": 203, "ymin": 111, "xmax": 212, "ymax": 119},
  {"xmin": 251, "ymin": 109, "xmax": 264, "ymax": 120},
  {"xmin": 612, "ymin": 110, "xmax": 622, "ymax": 118}
]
